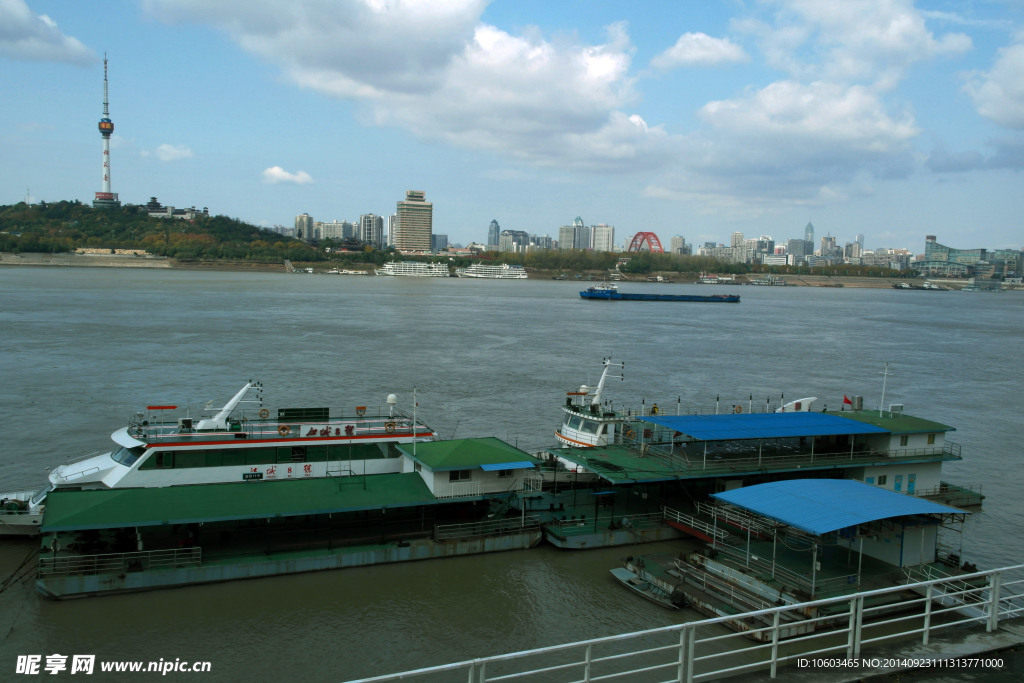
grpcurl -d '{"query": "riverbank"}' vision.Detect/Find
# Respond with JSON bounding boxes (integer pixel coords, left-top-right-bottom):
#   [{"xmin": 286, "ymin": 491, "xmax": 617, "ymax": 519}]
[{"xmin": 1, "ymin": 252, "xmax": 1003, "ymax": 290}]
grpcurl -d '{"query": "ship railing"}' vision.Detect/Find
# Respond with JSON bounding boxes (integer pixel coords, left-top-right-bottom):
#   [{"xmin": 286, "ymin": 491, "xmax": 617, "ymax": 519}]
[
  {"xmin": 661, "ymin": 506, "xmax": 729, "ymax": 541},
  {"xmin": 546, "ymin": 511, "xmax": 665, "ymax": 531},
  {"xmin": 38, "ymin": 547, "xmax": 202, "ymax": 576},
  {"xmin": 693, "ymin": 502, "xmax": 777, "ymax": 537},
  {"xmin": 434, "ymin": 516, "xmax": 541, "ymax": 541},
  {"xmin": 621, "ymin": 440, "xmax": 956, "ymax": 473},
  {"xmin": 711, "ymin": 541, "xmax": 858, "ymax": 597},
  {"xmin": 342, "ymin": 564, "xmax": 1024, "ymax": 683},
  {"xmin": 889, "ymin": 481, "xmax": 983, "ymax": 501},
  {"xmin": 433, "ymin": 481, "xmax": 482, "ymax": 500}
]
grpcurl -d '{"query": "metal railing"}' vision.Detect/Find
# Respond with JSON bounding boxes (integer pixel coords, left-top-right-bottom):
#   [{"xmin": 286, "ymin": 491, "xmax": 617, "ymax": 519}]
[
  {"xmin": 38, "ymin": 547, "xmax": 202, "ymax": 576},
  {"xmin": 343, "ymin": 563, "xmax": 1024, "ymax": 683},
  {"xmin": 434, "ymin": 516, "xmax": 541, "ymax": 542}
]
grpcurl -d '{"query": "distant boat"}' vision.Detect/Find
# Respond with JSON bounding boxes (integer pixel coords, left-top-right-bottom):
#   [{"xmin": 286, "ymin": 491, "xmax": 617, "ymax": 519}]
[
  {"xmin": 375, "ymin": 261, "xmax": 449, "ymax": 277},
  {"xmin": 455, "ymin": 263, "xmax": 528, "ymax": 279},
  {"xmin": 609, "ymin": 567, "xmax": 680, "ymax": 610},
  {"xmin": 580, "ymin": 282, "xmax": 740, "ymax": 303}
]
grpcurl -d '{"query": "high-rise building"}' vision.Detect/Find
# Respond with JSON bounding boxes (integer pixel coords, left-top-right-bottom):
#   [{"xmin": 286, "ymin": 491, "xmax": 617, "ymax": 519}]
[
  {"xmin": 360, "ymin": 213, "xmax": 384, "ymax": 248},
  {"xmin": 487, "ymin": 220, "xmax": 500, "ymax": 247},
  {"xmin": 669, "ymin": 235, "xmax": 689, "ymax": 255},
  {"xmin": 93, "ymin": 56, "xmax": 120, "ymax": 210},
  {"xmin": 295, "ymin": 213, "xmax": 314, "ymax": 241},
  {"xmin": 592, "ymin": 224, "xmax": 615, "ymax": 252},
  {"xmin": 805, "ymin": 222, "xmax": 815, "ymax": 243},
  {"xmin": 394, "ymin": 191, "xmax": 433, "ymax": 252},
  {"xmin": 387, "ymin": 214, "xmax": 398, "ymax": 247}
]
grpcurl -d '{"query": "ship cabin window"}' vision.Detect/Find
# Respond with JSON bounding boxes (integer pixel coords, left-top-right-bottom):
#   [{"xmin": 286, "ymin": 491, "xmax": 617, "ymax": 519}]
[
  {"xmin": 449, "ymin": 470, "xmax": 471, "ymax": 482},
  {"xmin": 877, "ymin": 475, "xmax": 888, "ymax": 486},
  {"xmin": 899, "ymin": 435, "xmax": 909, "ymax": 447},
  {"xmin": 865, "ymin": 476, "xmax": 875, "ymax": 485},
  {"xmin": 497, "ymin": 469, "xmax": 513, "ymax": 478},
  {"xmin": 287, "ymin": 446, "xmax": 306, "ymax": 463},
  {"xmin": 927, "ymin": 433, "xmax": 936, "ymax": 445},
  {"xmin": 111, "ymin": 445, "xmax": 146, "ymax": 467},
  {"xmin": 151, "ymin": 452, "xmax": 174, "ymax": 469},
  {"xmin": 580, "ymin": 419, "xmax": 599, "ymax": 435},
  {"xmin": 566, "ymin": 416, "xmax": 583, "ymax": 431}
]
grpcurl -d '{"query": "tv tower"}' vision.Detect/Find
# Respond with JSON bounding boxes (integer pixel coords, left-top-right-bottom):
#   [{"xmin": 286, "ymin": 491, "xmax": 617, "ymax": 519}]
[{"xmin": 92, "ymin": 54, "xmax": 120, "ymax": 209}]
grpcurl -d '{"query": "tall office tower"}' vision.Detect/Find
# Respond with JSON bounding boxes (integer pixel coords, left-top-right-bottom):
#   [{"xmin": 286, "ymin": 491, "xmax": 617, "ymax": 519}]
[
  {"xmin": 295, "ymin": 213, "xmax": 314, "ymax": 241},
  {"xmin": 387, "ymin": 214, "xmax": 397, "ymax": 246},
  {"xmin": 670, "ymin": 235, "xmax": 689, "ymax": 255},
  {"xmin": 487, "ymin": 220, "xmax": 500, "ymax": 247},
  {"xmin": 394, "ymin": 191, "xmax": 433, "ymax": 252},
  {"xmin": 93, "ymin": 55, "xmax": 121, "ymax": 209},
  {"xmin": 360, "ymin": 213, "xmax": 384, "ymax": 248},
  {"xmin": 592, "ymin": 224, "xmax": 615, "ymax": 252},
  {"xmin": 856, "ymin": 234, "xmax": 865, "ymax": 251},
  {"xmin": 805, "ymin": 222, "xmax": 815, "ymax": 243},
  {"xmin": 730, "ymin": 231, "xmax": 744, "ymax": 248}
]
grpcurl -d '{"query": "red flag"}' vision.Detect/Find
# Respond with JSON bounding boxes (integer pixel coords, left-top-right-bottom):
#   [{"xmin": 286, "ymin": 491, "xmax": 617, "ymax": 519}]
[{"xmin": 843, "ymin": 395, "xmax": 853, "ymax": 405}]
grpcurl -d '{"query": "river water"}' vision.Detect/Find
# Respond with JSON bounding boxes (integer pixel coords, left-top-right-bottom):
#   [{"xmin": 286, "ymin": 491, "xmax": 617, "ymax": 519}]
[{"xmin": 0, "ymin": 267, "xmax": 1021, "ymax": 681}]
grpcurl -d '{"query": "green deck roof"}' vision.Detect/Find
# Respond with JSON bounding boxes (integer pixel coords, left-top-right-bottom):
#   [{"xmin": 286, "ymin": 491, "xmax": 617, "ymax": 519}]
[
  {"xmin": 399, "ymin": 437, "xmax": 543, "ymax": 471},
  {"xmin": 828, "ymin": 410, "xmax": 955, "ymax": 434},
  {"xmin": 41, "ymin": 473, "xmax": 437, "ymax": 532}
]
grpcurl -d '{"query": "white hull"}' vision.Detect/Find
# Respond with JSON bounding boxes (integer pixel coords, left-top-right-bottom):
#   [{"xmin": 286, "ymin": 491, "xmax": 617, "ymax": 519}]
[
  {"xmin": 376, "ymin": 261, "xmax": 449, "ymax": 277},
  {"xmin": 455, "ymin": 263, "xmax": 528, "ymax": 279}
]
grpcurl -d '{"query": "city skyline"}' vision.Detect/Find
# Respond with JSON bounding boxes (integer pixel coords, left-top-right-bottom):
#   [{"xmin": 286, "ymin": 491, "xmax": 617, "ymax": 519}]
[{"xmin": 1, "ymin": 1, "xmax": 1022, "ymax": 252}]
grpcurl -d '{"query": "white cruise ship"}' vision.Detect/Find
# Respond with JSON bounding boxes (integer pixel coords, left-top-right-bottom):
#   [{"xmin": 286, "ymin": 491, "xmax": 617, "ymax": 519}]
[
  {"xmin": 375, "ymin": 261, "xmax": 450, "ymax": 277},
  {"xmin": 455, "ymin": 263, "xmax": 528, "ymax": 279}
]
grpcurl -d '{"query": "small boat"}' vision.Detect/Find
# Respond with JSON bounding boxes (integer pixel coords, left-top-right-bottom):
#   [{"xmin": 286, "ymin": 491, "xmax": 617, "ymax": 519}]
[
  {"xmin": 610, "ymin": 567, "xmax": 679, "ymax": 609},
  {"xmin": 580, "ymin": 282, "xmax": 739, "ymax": 302}
]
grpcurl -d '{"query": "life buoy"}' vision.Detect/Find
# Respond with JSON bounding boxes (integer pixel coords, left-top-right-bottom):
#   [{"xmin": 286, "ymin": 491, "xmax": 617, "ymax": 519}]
[
  {"xmin": 259, "ymin": 408, "xmax": 270, "ymax": 419},
  {"xmin": 356, "ymin": 407, "xmax": 366, "ymax": 417},
  {"xmin": 734, "ymin": 405, "xmax": 743, "ymax": 414},
  {"xmin": 625, "ymin": 429, "xmax": 635, "ymax": 439},
  {"xmin": 385, "ymin": 422, "xmax": 396, "ymax": 433},
  {"xmin": 278, "ymin": 425, "xmax": 291, "ymax": 436}
]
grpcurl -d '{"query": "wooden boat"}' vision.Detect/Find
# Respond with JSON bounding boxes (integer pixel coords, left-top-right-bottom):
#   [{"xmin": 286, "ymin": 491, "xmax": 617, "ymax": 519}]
[{"xmin": 610, "ymin": 567, "xmax": 679, "ymax": 609}]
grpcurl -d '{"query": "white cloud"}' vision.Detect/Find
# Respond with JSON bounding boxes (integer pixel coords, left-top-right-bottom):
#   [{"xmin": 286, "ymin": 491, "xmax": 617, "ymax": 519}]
[
  {"xmin": 738, "ymin": 0, "xmax": 971, "ymax": 89},
  {"xmin": 154, "ymin": 143, "xmax": 194, "ymax": 161},
  {"xmin": 965, "ymin": 42, "xmax": 1024, "ymax": 130},
  {"xmin": 651, "ymin": 33, "xmax": 748, "ymax": 69},
  {"xmin": 145, "ymin": 1, "xmax": 669, "ymax": 172},
  {"xmin": 0, "ymin": 0, "xmax": 95, "ymax": 64},
  {"xmin": 646, "ymin": 80, "xmax": 919, "ymax": 207},
  {"xmin": 261, "ymin": 166, "xmax": 313, "ymax": 184}
]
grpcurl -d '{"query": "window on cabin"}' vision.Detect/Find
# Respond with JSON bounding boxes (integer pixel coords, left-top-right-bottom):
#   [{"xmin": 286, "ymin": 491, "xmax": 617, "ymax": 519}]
[
  {"xmin": 877, "ymin": 475, "xmax": 888, "ymax": 486},
  {"xmin": 927, "ymin": 433, "xmax": 936, "ymax": 445},
  {"xmin": 449, "ymin": 470, "xmax": 470, "ymax": 482},
  {"xmin": 497, "ymin": 470, "xmax": 513, "ymax": 478},
  {"xmin": 899, "ymin": 435, "xmax": 909, "ymax": 447}
]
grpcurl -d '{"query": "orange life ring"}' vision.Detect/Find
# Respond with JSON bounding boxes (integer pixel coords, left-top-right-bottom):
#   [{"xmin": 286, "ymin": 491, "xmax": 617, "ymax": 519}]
[
  {"xmin": 278, "ymin": 425, "xmax": 291, "ymax": 436},
  {"xmin": 385, "ymin": 422, "xmax": 396, "ymax": 433},
  {"xmin": 259, "ymin": 408, "xmax": 270, "ymax": 419},
  {"xmin": 625, "ymin": 429, "xmax": 635, "ymax": 439},
  {"xmin": 734, "ymin": 405, "xmax": 743, "ymax": 414}
]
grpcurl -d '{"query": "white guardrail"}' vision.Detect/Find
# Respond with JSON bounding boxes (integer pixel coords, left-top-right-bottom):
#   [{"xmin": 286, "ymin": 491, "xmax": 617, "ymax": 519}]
[{"xmin": 343, "ymin": 563, "xmax": 1024, "ymax": 683}]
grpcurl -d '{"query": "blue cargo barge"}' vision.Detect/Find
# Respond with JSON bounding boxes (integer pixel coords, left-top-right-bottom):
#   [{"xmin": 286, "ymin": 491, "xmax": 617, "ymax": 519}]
[{"xmin": 580, "ymin": 282, "xmax": 740, "ymax": 302}]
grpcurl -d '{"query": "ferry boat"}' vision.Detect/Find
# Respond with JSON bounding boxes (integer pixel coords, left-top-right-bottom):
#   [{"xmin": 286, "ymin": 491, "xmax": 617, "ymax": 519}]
[
  {"xmin": 0, "ymin": 381, "xmax": 436, "ymax": 536},
  {"xmin": 455, "ymin": 263, "xmax": 528, "ymax": 279},
  {"xmin": 375, "ymin": 261, "xmax": 450, "ymax": 277}
]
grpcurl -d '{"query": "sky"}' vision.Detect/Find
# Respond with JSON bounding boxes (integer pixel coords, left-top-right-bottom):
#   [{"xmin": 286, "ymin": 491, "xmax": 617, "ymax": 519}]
[{"xmin": 1, "ymin": 0, "xmax": 1022, "ymax": 252}]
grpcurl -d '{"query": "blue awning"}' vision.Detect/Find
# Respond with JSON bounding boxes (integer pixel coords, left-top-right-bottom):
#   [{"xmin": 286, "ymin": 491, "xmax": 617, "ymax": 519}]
[
  {"xmin": 638, "ymin": 412, "xmax": 889, "ymax": 441},
  {"xmin": 711, "ymin": 479, "xmax": 966, "ymax": 535},
  {"xmin": 479, "ymin": 461, "xmax": 536, "ymax": 471}
]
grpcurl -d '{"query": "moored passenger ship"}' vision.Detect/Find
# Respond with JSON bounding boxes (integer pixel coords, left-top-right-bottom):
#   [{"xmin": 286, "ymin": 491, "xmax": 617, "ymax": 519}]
[
  {"xmin": 0, "ymin": 382, "xmax": 435, "ymax": 536},
  {"xmin": 455, "ymin": 263, "xmax": 528, "ymax": 279},
  {"xmin": 375, "ymin": 261, "xmax": 450, "ymax": 277}
]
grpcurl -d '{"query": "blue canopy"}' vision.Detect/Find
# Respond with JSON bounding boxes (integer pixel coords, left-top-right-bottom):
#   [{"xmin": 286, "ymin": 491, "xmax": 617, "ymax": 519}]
[
  {"xmin": 711, "ymin": 479, "xmax": 966, "ymax": 535},
  {"xmin": 479, "ymin": 461, "xmax": 536, "ymax": 471},
  {"xmin": 638, "ymin": 412, "xmax": 888, "ymax": 441}
]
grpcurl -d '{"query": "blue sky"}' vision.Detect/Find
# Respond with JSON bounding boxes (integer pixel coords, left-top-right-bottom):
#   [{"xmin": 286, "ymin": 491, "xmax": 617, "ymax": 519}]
[{"xmin": 1, "ymin": 0, "xmax": 1021, "ymax": 252}]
